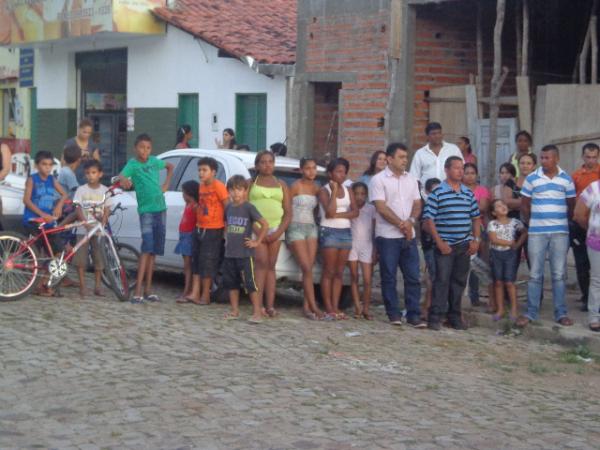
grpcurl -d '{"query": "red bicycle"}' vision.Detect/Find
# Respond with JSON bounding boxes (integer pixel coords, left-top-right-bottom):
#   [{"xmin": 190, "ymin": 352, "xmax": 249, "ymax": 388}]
[{"xmin": 0, "ymin": 182, "xmax": 130, "ymax": 301}]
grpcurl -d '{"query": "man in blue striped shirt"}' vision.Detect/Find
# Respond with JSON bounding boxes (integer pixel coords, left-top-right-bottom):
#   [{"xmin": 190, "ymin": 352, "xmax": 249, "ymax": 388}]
[
  {"xmin": 518, "ymin": 145, "xmax": 576, "ymax": 327},
  {"xmin": 423, "ymin": 156, "xmax": 481, "ymax": 330}
]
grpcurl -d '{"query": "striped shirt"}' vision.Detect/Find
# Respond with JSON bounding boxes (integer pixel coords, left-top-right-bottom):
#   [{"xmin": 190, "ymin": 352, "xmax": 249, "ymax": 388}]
[
  {"xmin": 520, "ymin": 167, "xmax": 576, "ymax": 234},
  {"xmin": 423, "ymin": 181, "xmax": 480, "ymax": 244}
]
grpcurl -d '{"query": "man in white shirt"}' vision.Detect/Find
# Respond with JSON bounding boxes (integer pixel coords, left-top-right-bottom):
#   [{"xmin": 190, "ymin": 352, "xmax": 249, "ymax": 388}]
[{"xmin": 409, "ymin": 122, "xmax": 463, "ymax": 189}]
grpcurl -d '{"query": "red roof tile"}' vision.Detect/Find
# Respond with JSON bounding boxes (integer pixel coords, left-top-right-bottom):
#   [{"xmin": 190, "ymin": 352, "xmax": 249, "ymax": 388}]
[{"xmin": 153, "ymin": 0, "xmax": 296, "ymax": 65}]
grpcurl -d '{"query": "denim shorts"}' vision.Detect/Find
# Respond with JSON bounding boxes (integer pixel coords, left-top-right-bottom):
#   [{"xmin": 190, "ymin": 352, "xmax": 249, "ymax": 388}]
[
  {"xmin": 139, "ymin": 211, "xmax": 166, "ymax": 256},
  {"xmin": 286, "ymin": 222, "xmax": 318, "ymax": 244},
  {"xmin": 319, "ymin": 226, "xmax": 352, "ymax": 249},
  {"xmin": 174, "ymin": 231, "xmax": 194, "ymax": 257},
  {"xmin": 490, "ymin": 248, "xmax": 518, "ymax": 282}
]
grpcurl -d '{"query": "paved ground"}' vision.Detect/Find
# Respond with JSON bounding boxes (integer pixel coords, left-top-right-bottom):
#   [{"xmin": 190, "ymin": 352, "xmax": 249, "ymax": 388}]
[{"xmin": 1, "ymin": 273, "xmax": 599, "ymax": 450}]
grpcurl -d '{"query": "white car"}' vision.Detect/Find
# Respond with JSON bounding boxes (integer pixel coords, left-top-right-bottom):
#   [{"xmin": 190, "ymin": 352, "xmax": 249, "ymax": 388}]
[{"xmin": 110, "ymin": 149, "xmax": 333, "ymax": 285}]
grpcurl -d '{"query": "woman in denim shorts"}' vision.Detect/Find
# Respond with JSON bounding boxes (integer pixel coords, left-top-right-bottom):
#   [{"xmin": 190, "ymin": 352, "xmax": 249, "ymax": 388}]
[
  {"xmin": 287, "ymin": 158, "xmax": 323, "ymax": 320},
  {"xmin": 318, "ymin": 158, "xmax": 359, "ymax": 319}
]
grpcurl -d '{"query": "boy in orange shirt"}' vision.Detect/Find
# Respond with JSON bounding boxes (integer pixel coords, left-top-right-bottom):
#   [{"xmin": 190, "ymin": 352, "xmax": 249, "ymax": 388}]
[{"xmin": 186, "ymin": 157, "xmax": 228, "ymax": 304}]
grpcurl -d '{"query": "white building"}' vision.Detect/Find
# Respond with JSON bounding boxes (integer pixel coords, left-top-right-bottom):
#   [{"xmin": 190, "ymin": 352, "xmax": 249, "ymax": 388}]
[{"xmin": 2, "ymin": 0, "xmax": 295, "ymax": 177}]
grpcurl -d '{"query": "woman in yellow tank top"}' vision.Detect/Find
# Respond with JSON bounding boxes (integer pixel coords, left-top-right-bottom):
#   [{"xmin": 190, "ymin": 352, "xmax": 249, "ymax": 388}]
[{"xmin": 249, "ymin": 151, "xmax": 291, "ymax": 318}]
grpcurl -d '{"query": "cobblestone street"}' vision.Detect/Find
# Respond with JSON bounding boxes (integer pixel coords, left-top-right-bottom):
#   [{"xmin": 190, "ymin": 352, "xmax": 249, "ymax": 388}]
[{"xmin": 1, "ymin": 276, "xmax": 599, "ymax": 450}]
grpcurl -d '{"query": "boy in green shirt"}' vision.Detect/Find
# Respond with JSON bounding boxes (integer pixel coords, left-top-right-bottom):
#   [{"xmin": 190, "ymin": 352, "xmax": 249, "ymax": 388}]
[{"xmin": 119, "ymin": 133, "xmax": 174, "ymax": 303}]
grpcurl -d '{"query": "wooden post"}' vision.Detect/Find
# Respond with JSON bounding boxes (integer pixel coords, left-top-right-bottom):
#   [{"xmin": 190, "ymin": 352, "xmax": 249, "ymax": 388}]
[
  {"xmin": 487, "ymin": 0, "xmax": 507, "ymax": 187},
  {"xmin": 592, "ymin": 14, "xmax": 598, "ymax": 84},
  {"xmin": 521, "ymin": 0, "xmax": 529, "ymax": 76},
  {"xmin": 579, "ymin": 0, "xmax": 597, "ymax": 84},
  {"xmin": 476, "ymin": 1, "xmax": 484, "ymax": 116},
  {"xmin": 516, "ymin": 0, "xmax": 522, "ymax": 76}
]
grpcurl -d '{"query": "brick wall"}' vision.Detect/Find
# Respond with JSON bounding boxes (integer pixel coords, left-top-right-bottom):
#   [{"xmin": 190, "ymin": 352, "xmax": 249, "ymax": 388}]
[
  {"xmin": 413, "ymin": 3, "xmax": 517, "ymax": 150},
  {"xmin": 305, "ymin": 10, "xmax": 390, "ymax": 178}
]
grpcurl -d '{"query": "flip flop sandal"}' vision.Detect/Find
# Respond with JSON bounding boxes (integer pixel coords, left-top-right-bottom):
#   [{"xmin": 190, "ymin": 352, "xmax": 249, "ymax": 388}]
[
  {"xmin": 322, "ymin": 313, "xmax": 337, "ymax": 321},
  {"xmin": 362, "ymin": 313, "xmax": 374, "ymax": 321},
  {"xmin": 176, "ymin": 298, "xmax": 191, "ymax": 304},
  {"xmin": 224, "ymin": 312, "xmax": 240, "ymax": 321},
  {"xmin": 248, "ymin": 316, "xmax": 263, "ymax": 324},
  {"xmin": 266, "ymin": 308, "xmax": 278, "ymax": 318},
  {"xmin": 303, "ymin": 311, "xmax": 318, "ymax": 321},
  {"xmin": 144, "ymin": 294, "xmax": 160, "ymax": 303}
]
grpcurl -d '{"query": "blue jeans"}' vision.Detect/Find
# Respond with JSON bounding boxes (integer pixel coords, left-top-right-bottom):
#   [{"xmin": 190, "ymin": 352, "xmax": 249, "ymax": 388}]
[
  {"xmin": 375, "ymin": 237, "xmax": 421, "ymax": 321},
  {"xmin": 526, "ymin": 233, "xmax": 569, "ymax": 322}
]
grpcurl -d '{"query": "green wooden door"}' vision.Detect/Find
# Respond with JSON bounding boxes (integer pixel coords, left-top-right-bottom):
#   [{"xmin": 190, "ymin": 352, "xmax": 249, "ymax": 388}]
[
  {"xmin": 30, "ymin": 88, "xmax": 37, "ymax": 153},
  {"xmin": 236, "ymin": 94, "xmax": 266, "ymax": 152},
  {"xmin": 177, "ymin": 94, "xmax": 199, "ymax": 147}
]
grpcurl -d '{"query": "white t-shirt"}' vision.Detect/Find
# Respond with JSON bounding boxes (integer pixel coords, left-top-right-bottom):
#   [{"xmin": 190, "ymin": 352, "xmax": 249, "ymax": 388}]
[
  {"xmin": 73, "ymin": 184, "xmax": 111, "ymax": 235},
  {"xmin": 409, "ymin": 141, "xmax": 463, "ymax": 187}
]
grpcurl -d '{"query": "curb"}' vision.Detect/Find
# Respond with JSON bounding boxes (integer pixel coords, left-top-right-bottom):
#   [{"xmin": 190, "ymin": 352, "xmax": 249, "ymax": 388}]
[{"xmin": 465, "ymin": 309, "xmax": 600, "ymax": 354}]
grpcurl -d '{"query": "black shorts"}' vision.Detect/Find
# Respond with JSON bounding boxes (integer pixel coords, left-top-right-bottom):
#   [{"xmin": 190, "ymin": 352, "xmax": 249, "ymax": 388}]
[
  {"xmin": 221, "ymin": 257, "xmax": 258, "ymax": 293},
  {"xmin": 192, "ymin": 228, "xmax": 224, "ymax": 278}
]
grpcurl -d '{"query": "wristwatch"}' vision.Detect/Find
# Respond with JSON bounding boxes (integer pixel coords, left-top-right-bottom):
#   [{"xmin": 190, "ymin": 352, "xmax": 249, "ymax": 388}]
[{"xmin": 473, "ymin": 237, "xmax": 481, "ymax": 243}]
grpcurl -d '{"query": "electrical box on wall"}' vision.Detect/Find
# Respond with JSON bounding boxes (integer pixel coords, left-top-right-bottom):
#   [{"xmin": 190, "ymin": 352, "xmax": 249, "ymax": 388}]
[{"xmin": 211, "ymin": 113, "xmax": 219, "ymax": 131}]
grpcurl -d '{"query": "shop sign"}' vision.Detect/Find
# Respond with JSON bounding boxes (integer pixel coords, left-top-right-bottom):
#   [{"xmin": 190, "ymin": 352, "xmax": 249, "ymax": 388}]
[
  {"xmin": 1, "ymin": 0, "xmax": 166, "ymax": 45},
  {"xmin": 19, "ymin": 48, "xmax": 33, "ymax": 87}
]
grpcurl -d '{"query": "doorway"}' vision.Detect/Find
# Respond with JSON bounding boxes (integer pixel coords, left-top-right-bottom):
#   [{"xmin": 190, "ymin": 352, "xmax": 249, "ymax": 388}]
[{"xmin": 76, "ymin": 48, "xmax": 127, "ymax": 179}]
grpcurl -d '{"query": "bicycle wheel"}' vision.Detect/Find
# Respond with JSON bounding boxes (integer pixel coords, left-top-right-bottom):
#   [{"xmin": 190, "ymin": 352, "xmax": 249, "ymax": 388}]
[
  {"xmin": 99, "ymin": 236, "xmax": 130, "ymax": 302},
  {"xmin": 0, "ymin": 232, "xmax": 39, "ymax": 301},
  {"xmin": 101, "ymin": 242, "xmax": 138, "ymax": 292}
]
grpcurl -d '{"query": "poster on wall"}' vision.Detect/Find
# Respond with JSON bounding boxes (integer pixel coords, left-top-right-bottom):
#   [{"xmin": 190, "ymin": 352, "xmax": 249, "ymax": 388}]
[
  {"xmin": 86, "ymin": 92, "xmax": 126, "ymax": 111},
  {"xmin": 0, "ymin": 0, "xmax": 166, "ymax": 45}
]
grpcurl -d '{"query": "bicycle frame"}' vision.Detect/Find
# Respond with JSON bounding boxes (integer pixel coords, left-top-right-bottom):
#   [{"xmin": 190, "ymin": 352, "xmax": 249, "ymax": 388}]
[{"xmin": 8, "ymin": 182, "xmax": 122, "ymax": 275}]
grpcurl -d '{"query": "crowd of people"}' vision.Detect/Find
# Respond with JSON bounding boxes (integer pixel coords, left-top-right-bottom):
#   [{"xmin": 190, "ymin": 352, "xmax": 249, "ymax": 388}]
[{"xmin": 16, "ymin": 119, "xmax": 600, "ymax": 332}]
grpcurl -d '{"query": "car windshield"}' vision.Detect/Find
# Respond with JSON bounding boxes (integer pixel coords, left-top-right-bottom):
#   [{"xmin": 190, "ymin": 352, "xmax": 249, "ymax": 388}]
[{"xmin": 249, "ymin": 168, "xmax": 328, "ymax": 186}]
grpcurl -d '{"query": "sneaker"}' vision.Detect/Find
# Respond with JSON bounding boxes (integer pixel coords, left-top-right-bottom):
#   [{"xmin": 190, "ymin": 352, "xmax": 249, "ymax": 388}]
[
  {"xmin": 130, "ymin": 296, "xmax": 144, "ymax": 304},
  {"xmin": 407, "ymin": 318, "xmax": 427, "ymax": 329},
  {"xmin": 428, "ymin": 321, "xmax": 441, "ymax": 331},
  {"xmin": 450, "ymin": 321, "xmax": 468, "ymax": 331},
  {"xmin": 144, "ymin": 294, "xmax": 160, "ymax": 303},
  {"xmin": 390, "ymin": 317, "xmax": 403, "ymax": 326}
]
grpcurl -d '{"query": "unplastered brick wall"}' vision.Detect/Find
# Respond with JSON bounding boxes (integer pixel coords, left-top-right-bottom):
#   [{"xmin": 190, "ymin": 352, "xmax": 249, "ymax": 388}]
[
  {"xmin": 306, "ymin": 10, "xmax": 390, "ymax": 178},
  {"xmin": 413, "ymin": 3, "xmax": 517, "ymax": 150}
]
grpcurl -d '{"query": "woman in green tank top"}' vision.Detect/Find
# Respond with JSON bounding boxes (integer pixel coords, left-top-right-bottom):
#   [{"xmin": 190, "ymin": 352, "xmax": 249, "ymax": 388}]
[{"xmin": 249, "ymin": 151, "xmax": 291, "ymax": 318}]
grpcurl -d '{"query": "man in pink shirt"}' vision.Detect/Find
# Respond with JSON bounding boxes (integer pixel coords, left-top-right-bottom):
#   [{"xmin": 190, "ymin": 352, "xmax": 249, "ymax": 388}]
[{"xmin": 370, "ymin": 143, "xmax": 425, "ymax": 327}]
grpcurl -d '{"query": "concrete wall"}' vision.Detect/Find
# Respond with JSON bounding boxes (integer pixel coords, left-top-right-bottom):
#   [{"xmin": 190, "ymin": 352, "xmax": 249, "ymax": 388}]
[{"xmin": 33, "ymin": 26, "xmax": 287, "ymax": 156}]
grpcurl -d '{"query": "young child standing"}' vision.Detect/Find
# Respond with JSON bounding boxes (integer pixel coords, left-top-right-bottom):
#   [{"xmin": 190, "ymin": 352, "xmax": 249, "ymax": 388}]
[
  {"xmin": 186, "ymin": 157, "xmax": 228, "ymax": 305},
  {"xmin": 348, "ymin": 182, "xmax": 376, "ymax": 320},
  {"xmin": 119, "ymin": 133, "xmax": 174, "ymax": 304},
  {"xmin": 223, "ymin": 175, "xmax": 269, "ymax": 323},
  {"xmin": 175, "ymin": 180, "xmax": 199, "ymax": 302},
  {"xmin": 420, "ymin": 178, "xmax": 441, "ymax": 320},
  {"xmin": 487, "ymin": 199, "xmax": 527, "ymax": 320},
  {"xmin": 23, "ymin": 151, "xmax": 68, "ymax": 296},
  {"xmin": 72, "ymin": 160, "xmax": 111, "ymax": 298}
]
